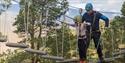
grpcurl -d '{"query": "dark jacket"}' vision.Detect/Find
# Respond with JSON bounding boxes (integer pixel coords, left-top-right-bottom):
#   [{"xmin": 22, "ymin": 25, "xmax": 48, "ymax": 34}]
[{"xmin": 82, "ymin": 11, "xmax": 109, "ymax": 31}]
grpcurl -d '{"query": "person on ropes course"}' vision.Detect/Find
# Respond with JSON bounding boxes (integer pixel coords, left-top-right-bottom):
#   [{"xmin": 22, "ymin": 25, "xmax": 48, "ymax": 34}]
[
  {"xmin": 73, "ymin": 8, "xmax": 88, "ymax": 63},
  {"xmin": 79, "ymin": 3, "xmax": 109, "ymax": 63}
]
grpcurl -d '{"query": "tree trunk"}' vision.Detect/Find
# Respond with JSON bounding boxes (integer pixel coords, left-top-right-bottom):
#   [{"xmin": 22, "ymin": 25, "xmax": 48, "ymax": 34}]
[
  {"xmin": 35, "ymin": 15, "xmax": 43, "ymax": 63},
  {"xmin": 30, "ymin": 19, "xmax": 35, "ymax": 63}
]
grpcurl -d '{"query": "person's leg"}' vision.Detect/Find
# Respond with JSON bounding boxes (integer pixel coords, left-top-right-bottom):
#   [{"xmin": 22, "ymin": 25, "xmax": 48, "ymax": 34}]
[
  {"xmin": 78, "ymin": 38, "xmax": 88, "ymax": 63},
  {"xmin": 78, "ymin": 39, "xmax": 87, "ymax": 60},
  {"xmin": 86, "ymin": 25, "xmax": 91, "ymax": 49},
  {"xmin": 78, "ymin": 25, "xmax": 91, "ymax": 63},
  {"xmin": 93, "ymin": 32, "xmax": 103, "ymax": 60}
]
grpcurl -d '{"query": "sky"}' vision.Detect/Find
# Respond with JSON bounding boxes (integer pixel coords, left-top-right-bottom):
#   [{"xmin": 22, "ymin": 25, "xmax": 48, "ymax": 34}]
[
  {"xmin": 7, "ymin": 0, "xmax": 125, "ymax": 14},
  {"xmin": 68, "ymin": 0, "xmax": 124, "ymax": 13}
]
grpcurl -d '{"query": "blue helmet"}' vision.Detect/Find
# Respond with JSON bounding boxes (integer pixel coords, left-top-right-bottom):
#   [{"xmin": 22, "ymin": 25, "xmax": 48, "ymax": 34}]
[{"xmin": 85, "ymin": 3, "xmax": 93, "ymax": 12}]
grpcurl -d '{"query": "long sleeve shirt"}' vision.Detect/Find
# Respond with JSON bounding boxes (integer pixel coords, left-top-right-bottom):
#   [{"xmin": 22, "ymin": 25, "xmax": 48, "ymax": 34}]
[
  {"xmin": 82, "ymin": 11, "xmax": 109, "ymax": 31},
  {"xmin": 69, "ymin": 15, "xmax": 87, "ymax": 39}
]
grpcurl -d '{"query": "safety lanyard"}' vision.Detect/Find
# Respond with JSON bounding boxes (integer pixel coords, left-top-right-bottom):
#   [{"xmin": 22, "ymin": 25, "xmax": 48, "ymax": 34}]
[{"xmin": 92, "ymin": 11, "xmax": 97, "ymax": 31}]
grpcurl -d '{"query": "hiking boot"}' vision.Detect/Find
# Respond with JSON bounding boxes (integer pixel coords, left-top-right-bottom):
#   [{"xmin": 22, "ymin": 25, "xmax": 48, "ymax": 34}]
[
  {"xmin": 80, "ymin": 60, "xmax": 87, "ymax": 63},
  {"xmin": 97, "ymin": 58, "xmax": 106, "ymax": 63}
]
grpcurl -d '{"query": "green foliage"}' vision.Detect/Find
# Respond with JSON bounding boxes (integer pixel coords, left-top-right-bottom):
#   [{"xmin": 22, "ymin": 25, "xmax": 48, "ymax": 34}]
[
  {"xmin": 46, "ymin": 25, "xmax": 76, "ymax": 59},
  {"xmin": 13, "ymin": 0, "xmax": 68, "ymax": 34},
  {"xmin": 6, "ymin": 52, "xmax": 31, "ymax": 63},
  {"xmin": 0, "ymin": 49, "xmax": 32, "ymax": 63},
  {"xmin": 101, "ymin": 2, "xmax": 125, "ymax": 63},
  {"xmin": 121, "ymin": 2, "xmax": 125, "ymax": 16},
  {"xmin": 102, "ymin": 16, "xmax": 125, "ymax": 62},
  {"xmin": 0, "ymin": 0, "xmax": 13, "ymax": 15},
  {"xmin": 8, "ymin": 0, "xmax": 69, "ymax": 63}
]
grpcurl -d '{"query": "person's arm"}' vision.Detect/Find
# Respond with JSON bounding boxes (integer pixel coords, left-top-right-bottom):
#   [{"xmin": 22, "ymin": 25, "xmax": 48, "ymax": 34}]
[
  {"xmin": 67, "ymin": 16, "xmax": 78, "ymax": 27},
  {"xmin": 68, "ymin": 23, "xmax": 76, "ymax": 27},
  {"xmin": 99, "ymin": 13, "xmax": 109, "ymax": 27},
  {"xmin": 82, "ymin": 14, "xmax": 85, "ymax": 23}
]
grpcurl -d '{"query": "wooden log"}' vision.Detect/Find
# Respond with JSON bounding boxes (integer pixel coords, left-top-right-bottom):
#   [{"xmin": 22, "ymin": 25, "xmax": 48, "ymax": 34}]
[
  {"xmin": 25, "ymin": 48, "xmax": 63, "ymax": 60},
  {"xmin": 6, "ymin": 43, "xmax": 28, "ymax": 48},
  {"xmin": 113, "ymin": 49, "xmax": 125, "ymax": 56},
  {"xmin": 56, "ymin": 56, "xmax": 123, "ymax": 63},
  {"xmin": 104, "ymin": 56, "xmax": 123, "ymax": 62},
  {"xmin": 56, "ymin": 59, "xmax": 79, "ymax": 63},
  {"xmin": 40, "ymin": 55, "xmax": 64, "ymax": 61},
  {"xmin": 0, "ymin": 36, "xmax": 7, "ymax": 42},
  {"xmin": 24, "ymin": 48, "xmax": 47, "ymax": 55},
  {"xmin": 56, "ymin": 59, "xmax": 94, "ymax": 63}
]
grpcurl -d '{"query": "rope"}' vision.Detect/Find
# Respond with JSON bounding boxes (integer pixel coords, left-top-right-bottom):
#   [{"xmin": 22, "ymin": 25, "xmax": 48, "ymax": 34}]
[
  {"xmin": 88, "ymin": 24, "xmax": 92, "ymax": 61},
  {"xmin": 111, "ymin": 28, "xmax": 115, "ymax": 60},
  {"xmin": 55, "ymin": 12, "xmax": 59, "ymax": 56},
  {"xmin": 100, "ymin": 28, "xmax": 105, "ymax": 58},
  {"xmin": 26, "ymin": 0, "xmax": 30, "ymax": 44},
  {"xmin": 5, "ymin": 3, "xmax": 9, "ymax": 43},
  {"xmin": 120, "ymin": 28, "xmax": 124, "ymax": 55},
  {"xmin": 44, "ymin": 7, "xmax": 48, "ymax": 48},
  {"xmin": 55, "ymin": 20, "xmax": 59, "ymax": 56},
  {"xmin": 0, "ymin": 12, "xmax": 1, "ymax": 53},
  {"xmin": 24, "ymin": 0, "xmax": 27, "ymax": 44},
  {"xmin": 68, "ymin": 25, "xmax": 72, "ymax": 58},
  {"xmin": 25, "ymin": 0, "xmax": 30, "ymax": 45},
  {"xmin": 39, "ymin": 13, "xmax": 44, "ymax": 48},
  {"xmin": 86, "ymin": 12, "xmax": 96, "ymax": 61},
  {"xmin": 62, "ymin": 12, "xmax": 65, "ymax": 57},
  {"xmin": 0, "ymin": 10, "xmax": 1, "ymax": 34},
  {"xmin": 4, "ymin": 6, "xmax": 6, "ymax": 36},
  {"xmin": 76, "ymin": 25, "xmax": 78, "ymax": 58},
  {"xmin": 101, "ymin": 32, "xmax": 105, "ymax": 58}
]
